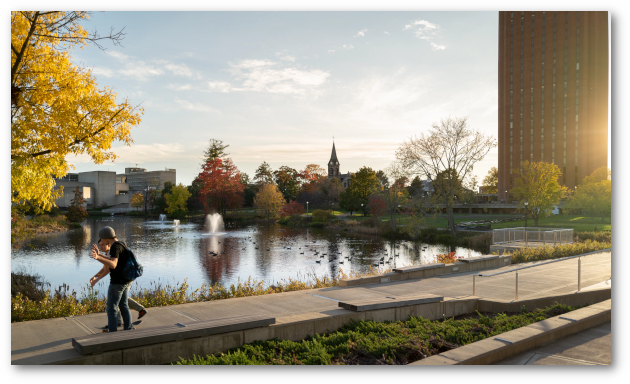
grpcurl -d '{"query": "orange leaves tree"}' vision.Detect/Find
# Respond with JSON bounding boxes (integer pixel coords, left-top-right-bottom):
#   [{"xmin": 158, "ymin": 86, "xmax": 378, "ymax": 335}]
[
  {"xmin": 198, "ymin": 158, "xmax": 245, "ymax": 215},
  {"xmin": 11, "ymin": 12, "xmax": 143, "ymax": 212}
]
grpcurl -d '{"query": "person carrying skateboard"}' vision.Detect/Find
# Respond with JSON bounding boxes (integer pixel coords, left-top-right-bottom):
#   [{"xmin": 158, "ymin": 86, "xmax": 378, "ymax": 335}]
[
  {"xmin": 90, "ymin": 239, "xmax": 148, "ymax": 329},
  {"xmin": 90, "ymin": 226, "xmax": 135, "ymax": 332}
]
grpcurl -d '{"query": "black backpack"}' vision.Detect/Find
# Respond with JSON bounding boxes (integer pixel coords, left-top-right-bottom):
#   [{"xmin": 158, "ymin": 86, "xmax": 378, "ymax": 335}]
[{"xmin": 114, "ymin": 241, "xmax": 143, "ymax": 281}]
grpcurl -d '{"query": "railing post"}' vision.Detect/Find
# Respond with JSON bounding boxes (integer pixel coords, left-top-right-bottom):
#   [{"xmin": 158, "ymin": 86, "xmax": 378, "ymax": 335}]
[
  {"xmin": 515, "ymin": 271, "xmax": 519, "ymax": 301},
  {"xmin": 473, "ymin": 275, "xmax": 476, "ymax": 296},
  {"xmin": 578, "ymin": 257, "xmax": 582, "ymax": 291}
]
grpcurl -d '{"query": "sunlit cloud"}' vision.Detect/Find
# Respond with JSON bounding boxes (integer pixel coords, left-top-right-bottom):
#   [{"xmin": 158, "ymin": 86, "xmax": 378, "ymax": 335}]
[
  {"xmin": 91, "ymin": 67, "xmax": 114, "ymax": 77},
  {"xmin": 354, "ymin": 29, "xmax": 368, "ymax": 37},
  {"xmin": 68, "ymin": 143, "xmax": 196, "ymax": 164},
  {"xmin": 404, "ymin": 19, "xmax": 447, "ymax": 50},
  {"xmin": 206, "ymin": 81, "xmax": 232, "ymax": 93},
  {"xmin": 166, "ymin": 84, "xmax": 192, "ymax": 91},
  {"xmin": 174, "ymin": 99, "xmax": 221, "ymax": 113},
  {"xmin": 275, "ymin": 52, "xmax": 296, "ymax": 62},
  {"xmin": 228, "ymin": 59, "xmax": 330, "ymax": 96}
]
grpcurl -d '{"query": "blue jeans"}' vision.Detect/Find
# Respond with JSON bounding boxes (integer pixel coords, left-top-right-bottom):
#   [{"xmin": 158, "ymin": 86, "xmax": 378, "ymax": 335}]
[{"xmin": 107, "ymin": 282, "xmax": 133, "ymax": 332}]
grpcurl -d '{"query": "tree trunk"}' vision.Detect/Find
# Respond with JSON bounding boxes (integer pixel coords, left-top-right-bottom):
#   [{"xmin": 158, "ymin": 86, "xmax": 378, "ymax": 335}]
[
  {"xmin": 534, "ymin": 216, "xmax": 539, "ymax": 227},
  {"xmin": 447, "ymin": 211, "xmax": 456, "ymax": 236}
]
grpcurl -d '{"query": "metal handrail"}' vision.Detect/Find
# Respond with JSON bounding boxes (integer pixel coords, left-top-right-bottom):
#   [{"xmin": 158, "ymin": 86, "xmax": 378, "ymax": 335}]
[{"xmin": 472, "ymin": 248, "xmax": 611, "ymax": 300}]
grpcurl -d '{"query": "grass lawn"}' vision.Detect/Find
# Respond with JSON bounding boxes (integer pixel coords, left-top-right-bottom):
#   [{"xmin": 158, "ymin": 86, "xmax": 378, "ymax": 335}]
[
  {"xmin": 346, "ymin": 213, "xmax": 608, "ymax": 233},
  {"xmin": 489, "ymin": 215, "xmax": 610, "ymax": 232}
]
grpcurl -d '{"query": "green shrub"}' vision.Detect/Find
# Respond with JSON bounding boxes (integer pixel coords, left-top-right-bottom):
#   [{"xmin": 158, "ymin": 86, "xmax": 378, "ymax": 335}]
[
  {"xmin": 312, "ymin": 209, "xmax": 333, "ymax": 222},
  {"xmin": 175, "ymin": 303, "xmax": 576, "ymax": 365},
  {"xmin": 575, "ymin": 230, "xmax": 611, "ymax": 243},
  {"xmin": 508, "ymin": 239, "xmax": 611, "ymax": 264}
]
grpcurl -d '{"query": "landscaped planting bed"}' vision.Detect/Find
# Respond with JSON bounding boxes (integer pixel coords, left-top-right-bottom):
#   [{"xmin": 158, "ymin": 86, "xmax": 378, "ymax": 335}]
[{"xmin": 174, "ymin": 303, "xmax": 576, "ymax": 365}]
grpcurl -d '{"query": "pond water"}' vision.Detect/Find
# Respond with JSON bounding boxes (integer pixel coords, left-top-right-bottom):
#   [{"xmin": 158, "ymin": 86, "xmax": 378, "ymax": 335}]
[{"xmin": 10, "ymin": 216, "xmax": 481, "ymax": 294}]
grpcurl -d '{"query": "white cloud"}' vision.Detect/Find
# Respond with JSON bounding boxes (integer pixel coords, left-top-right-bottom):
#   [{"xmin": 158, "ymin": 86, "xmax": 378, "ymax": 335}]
[
  {"xmin": 68, "ymin": 143, "xmax": 192, "ymax": 164},
  {"xmin": 206, "ymin": 81, "xmax": 231, "ymax": 93},
  {"xmin": 275, "ymin": 52, "xmax": 296, "ymax": 62},
  {"xmin": 107, "ymin": 51, "xmax": 129, "ymax": 60},
  {"xmin": 384, "ymin": 31, "xmax": 390, "ymax": 35},
  {"xmin": 342, "ymin": 44, "xmax": 354, "ymax": 50},
  {"xmin": 228, "ymin": 59, "xmax": 330, "ymax": 96},
  {"xmin": 174, "ymin": 99, "xmax": 220, "ymax": 113},
  {"xmin": 232, "ymin": 59, "xmax": 275, "ymax": 69},
  {"xmin": 166, "ymin": 84, "xmax": 192, "ymax": 91},
  {"xmin": 328, "ymin": 49, "xmax": 336, "ymax": 54},
  {"xmin": 92, "ymin": 67, "xmax": 114, "ymax": 77},
  {"xmin": 404, "ymin": 19, "xmax": 447, "ymax": 50},
  {"xmin": 159, "ymin": 61, "xmax": 197, "ymax": 77},
  {"xmin": 354, "ymin": 29, "xmax": 368, "ymax": 37},
  {"xmin": 118, "ymin": 61, "xmax": 164, "ymax": 80}
]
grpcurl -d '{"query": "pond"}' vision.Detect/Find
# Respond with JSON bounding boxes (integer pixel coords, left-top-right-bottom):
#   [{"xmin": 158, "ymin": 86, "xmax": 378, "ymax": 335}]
[{"xmin": 10, "ymin": 216, "xmax": 481, "ymax": 295}]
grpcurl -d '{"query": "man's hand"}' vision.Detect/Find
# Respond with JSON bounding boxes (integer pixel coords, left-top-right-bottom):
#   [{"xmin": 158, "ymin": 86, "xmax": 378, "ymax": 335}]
[
  {"xmin": 90, "ymin": 248, "xmax": 100, "ymax": 261},
  {"xmin": 89, "ymin": 276, "xmax": 99, "ymax": 287}
]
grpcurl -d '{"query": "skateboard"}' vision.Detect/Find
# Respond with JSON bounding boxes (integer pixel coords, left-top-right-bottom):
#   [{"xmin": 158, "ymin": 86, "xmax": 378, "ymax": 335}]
[{"xmin": 97, "ymin": 320, "xmax": 143, "ymax": 330}]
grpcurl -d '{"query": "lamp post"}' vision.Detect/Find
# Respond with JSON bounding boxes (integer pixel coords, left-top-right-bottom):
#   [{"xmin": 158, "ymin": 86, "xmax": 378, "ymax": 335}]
[
  {"xmin": 361, "ymin": 203, "xmax": 363, "ymax": 217},
  {"xmin": 397, "ymin": 204, "xmax": 401, "ymax": 226},
  {"xmin": 306, "ymin": 201, "xmax": 309, "ymax": 214},
  {"xmin": 524, "ymin": 201, "xmax": 529, "ymax": 227},
  {"xmin": 464, "ymin": 202, "xmax": 467, "ymax": 216}
]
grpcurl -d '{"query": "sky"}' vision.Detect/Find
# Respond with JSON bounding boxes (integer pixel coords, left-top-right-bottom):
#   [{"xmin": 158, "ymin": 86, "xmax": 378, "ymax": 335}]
[{"xmin": 68, "ymin": 11, "xmax": 502, "ymax": 186}]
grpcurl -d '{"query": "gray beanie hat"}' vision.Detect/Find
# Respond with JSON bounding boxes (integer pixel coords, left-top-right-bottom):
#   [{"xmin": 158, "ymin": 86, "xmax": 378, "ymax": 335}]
[{"xmin": 99, "ymin": 226, "xmax": 116, "ymax": 239}]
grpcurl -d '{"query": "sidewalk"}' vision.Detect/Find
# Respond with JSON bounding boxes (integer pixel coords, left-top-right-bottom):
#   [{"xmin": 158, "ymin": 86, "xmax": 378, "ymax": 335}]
[
  {"xmin": 494, "ymin": 321, "xmax": 611, "ymax": 365},
  {"xmin": 11, "ymin": 250, "xmax": 611, "ymax": 365}
]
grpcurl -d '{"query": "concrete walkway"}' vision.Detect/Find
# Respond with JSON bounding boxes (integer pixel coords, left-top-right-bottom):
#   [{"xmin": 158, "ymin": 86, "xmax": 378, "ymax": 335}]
[
  {"xmin": 11, "ymin": 250, "xmax": 611, "ymax": 365},
  {"xmin": 494, "ymin": 321, "xmax": 611, "ymax": 365}
]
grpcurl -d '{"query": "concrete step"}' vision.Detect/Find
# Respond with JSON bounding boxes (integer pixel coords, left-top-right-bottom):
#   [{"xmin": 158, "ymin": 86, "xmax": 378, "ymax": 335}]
[{"xmin": 72, "ymin": 314, "xmax": 275, "ymax": 355}]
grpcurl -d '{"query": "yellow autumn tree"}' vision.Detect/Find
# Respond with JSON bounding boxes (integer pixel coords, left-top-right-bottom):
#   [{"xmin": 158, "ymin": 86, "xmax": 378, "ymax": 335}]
[
  {"xmin": 165, "ymin": 184, "xmax": 191, "ymax": 215},
  {"xmin": 130, "ymin": 193, "xmax": 144, "ymax": 210},
  {"xmin": 511, "ymin": 161, "xmax": 567, "ymax": 226},
  {"xmin": 253, "ymin": 184, "xmax": 285, "ymax": 219},
  {"xmin": 11, "ymin": 12, "xmax": 143, "ymax": 213}
]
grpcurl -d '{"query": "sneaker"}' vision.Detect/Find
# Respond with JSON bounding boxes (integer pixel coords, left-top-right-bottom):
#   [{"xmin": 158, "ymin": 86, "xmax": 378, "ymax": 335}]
[{"xmin": 138, "ymin": 309, "xmax": 148, "ymax": 319}]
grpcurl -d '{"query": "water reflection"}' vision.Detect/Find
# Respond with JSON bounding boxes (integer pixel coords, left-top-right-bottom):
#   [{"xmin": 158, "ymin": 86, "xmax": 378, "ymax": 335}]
[{"xmin": 11, "ymin": 217, "xmax": 481, "ymax": 294}]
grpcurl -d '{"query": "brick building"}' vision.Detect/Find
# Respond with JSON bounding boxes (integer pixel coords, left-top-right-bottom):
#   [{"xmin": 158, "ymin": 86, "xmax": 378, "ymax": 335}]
[{"xmin": 498, "ymin": 11, "xmax": 608, "ymax": 202}]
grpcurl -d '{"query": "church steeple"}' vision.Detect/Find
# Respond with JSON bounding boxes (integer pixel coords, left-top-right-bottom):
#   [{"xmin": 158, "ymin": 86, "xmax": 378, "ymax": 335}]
[{"xmin": 328, "ymin": 140, "xmax": 340, "ymax": 178}]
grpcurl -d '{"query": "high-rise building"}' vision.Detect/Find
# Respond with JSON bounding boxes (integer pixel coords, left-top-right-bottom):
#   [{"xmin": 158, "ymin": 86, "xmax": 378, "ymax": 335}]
[{"xmin": 498, "ymin": 11, "xmax": 608, "ymax": 202}]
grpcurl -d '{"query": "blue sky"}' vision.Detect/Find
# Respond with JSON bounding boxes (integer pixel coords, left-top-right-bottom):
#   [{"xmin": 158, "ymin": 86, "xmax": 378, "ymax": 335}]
[{"xmin": 70, "ymin": 11, "xmax": 504, "ymax": 185}]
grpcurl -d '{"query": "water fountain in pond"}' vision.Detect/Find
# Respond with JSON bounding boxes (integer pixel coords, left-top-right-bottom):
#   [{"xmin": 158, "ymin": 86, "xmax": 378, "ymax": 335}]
[
  {"xmin": 204, "ymin": 213, "xmax": 225, "ymax": 235},
  {"xmin": 173, "ymin": 220, "xmax": 180, "ymax": 226},
  {"xmin": 159, "ymin": 214, "xmax": 167, "ymax": 222}
]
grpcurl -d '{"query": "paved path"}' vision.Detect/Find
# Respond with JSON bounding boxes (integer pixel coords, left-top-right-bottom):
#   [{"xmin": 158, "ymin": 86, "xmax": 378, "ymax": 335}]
[
  {"xmin": 494, "ymin": 321, "xmax": 611, "ymax": 365},
  {"xmin": 11, "ymin": 250, "xmax": 611, "ymax": 365}
]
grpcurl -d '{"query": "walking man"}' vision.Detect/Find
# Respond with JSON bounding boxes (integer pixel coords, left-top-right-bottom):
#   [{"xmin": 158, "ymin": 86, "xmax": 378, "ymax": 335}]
[
  {"xmin": 90, "ymin": 240, "xmax": 147, "ymax": 328},
  {"xmin": 90, "ymin": 226, "xmax": 134, "ymax": 332}
]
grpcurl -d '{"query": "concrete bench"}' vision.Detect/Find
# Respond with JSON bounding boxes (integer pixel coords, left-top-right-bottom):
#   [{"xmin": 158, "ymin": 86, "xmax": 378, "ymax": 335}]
[
  {"xmin": 338, "ymin": 294, "xmax": 444, "ymax": 312},
  {"xmin": 460, "ymin": 255, "xmax": 500, "ymax": 262},
  {"xmin": 393, "ymin": 263, "xmax": 445, "ymax": 273},
  {"xmin": 72, "ymin": 314, "xmax": 275, "ymax": 355}
]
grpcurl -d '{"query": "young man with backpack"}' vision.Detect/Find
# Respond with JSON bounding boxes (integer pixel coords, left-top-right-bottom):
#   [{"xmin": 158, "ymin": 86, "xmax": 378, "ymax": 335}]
[
  {"xmin": 90, "ymin": 239, "xmax": 148, "ymax": 328},
  {"xmin": 90, "ymin": 226, "xmax": 138, "ymax": 332}
]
